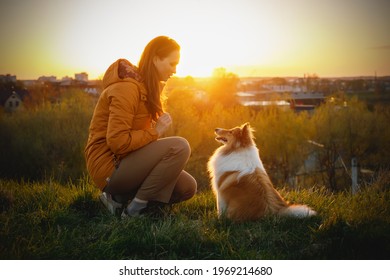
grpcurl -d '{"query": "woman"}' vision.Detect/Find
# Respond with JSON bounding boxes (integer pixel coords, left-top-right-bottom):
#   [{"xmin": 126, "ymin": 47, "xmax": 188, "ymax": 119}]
[{"xmin": 85, "ymin": 36, "xmax": 197, "ymax": 217}]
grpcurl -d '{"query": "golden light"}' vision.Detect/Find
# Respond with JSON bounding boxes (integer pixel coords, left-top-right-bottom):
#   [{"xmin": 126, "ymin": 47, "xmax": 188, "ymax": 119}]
[{"xmin": 2, "ymin": 0, "xmax": 388, "ymax": 80}]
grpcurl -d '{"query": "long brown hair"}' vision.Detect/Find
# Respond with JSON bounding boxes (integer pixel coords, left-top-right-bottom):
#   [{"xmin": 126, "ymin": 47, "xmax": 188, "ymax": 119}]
[{"xmin": 138, "ymin": 36, "xmax": 180, "ymax": 120}]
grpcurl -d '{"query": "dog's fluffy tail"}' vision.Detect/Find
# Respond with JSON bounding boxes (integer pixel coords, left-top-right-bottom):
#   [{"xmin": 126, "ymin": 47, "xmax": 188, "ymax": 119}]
[{"xmin": 279, "ymin": 204, "xmax": 316, "ymax": 218}]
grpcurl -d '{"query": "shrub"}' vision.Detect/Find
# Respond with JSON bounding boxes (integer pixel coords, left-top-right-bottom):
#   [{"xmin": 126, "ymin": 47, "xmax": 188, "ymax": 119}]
[{"xmin": 0, "ymin": 90, "xmax": 94, "ymax": 182}]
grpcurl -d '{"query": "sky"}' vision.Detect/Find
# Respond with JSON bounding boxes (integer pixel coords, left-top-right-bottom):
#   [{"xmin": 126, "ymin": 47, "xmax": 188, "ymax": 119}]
[{"xmin": 0, "ymin": 0, "xmax": 389, "ymax": 80}]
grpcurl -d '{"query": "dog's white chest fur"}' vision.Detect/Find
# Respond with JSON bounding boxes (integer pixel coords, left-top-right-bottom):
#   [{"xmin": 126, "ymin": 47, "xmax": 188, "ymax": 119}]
[{"xmin": 209, "ymin": 146, "xmax": 265, "ymax": 183}]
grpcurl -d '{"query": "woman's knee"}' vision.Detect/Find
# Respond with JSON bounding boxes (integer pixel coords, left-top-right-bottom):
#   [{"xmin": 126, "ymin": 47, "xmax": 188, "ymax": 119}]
[
  {"xmin": 184, "ymin": 174, "xmax": 197, "ymax": 198},
  {"xmin": 169, "ymin": 137, "xmax": 191, "ymax": 159},
  {"xmin": 170, "ymin": 171, "xmax": 197, "ymax": 203}
]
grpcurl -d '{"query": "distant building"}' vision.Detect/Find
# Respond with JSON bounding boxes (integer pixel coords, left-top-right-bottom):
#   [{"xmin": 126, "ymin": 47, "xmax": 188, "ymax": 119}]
[
  {"xmin": 263, "ymin": 84, "xmax": 307, "ymax": 93},
  {"xmin": 60, "ymin": 76, "xmax": 73, "ymax": 86},
  {"xmin": 84, "ymin": 87, "xmax": 98, "ymax": 95},
  {"xmin": 4, "ymin": 91, "xmax": 23, "ymax": 112},
  {"xmin": 0, "ymin": 74, "xmax": 17, "ymax": 83},
  {"xmin": 38, "ymin": 76, "xmax": 57, "ymax": 83},
  {"xmin": 83, "ymin": 80, "xmax": 102, "ymax": 96},
  {"xmin": 289, "ymin": 92, "xmax": 325, "ymax": 112},
  {"xmin": 236, "ymin": 77, "xmax": 326, "ymax": 111},
  {"xmin": 75, "ymin": 72, "xmax": 88, "ymax": 83},
  {"xmin": 61, "ymin": 76, "xmax": 73, "ymax": 82}
]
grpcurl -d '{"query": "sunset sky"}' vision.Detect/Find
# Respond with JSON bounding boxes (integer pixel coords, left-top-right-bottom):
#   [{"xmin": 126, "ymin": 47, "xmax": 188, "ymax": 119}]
[{"xmin": 1, "ymin": 0, "xmax": 389, "ymax": 80}]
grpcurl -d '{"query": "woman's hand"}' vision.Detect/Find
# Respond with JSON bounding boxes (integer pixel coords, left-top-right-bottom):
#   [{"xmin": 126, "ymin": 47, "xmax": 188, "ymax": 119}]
[{"xmin": 155, "ymin": 112, "xmax": 172, "ymax": 137}]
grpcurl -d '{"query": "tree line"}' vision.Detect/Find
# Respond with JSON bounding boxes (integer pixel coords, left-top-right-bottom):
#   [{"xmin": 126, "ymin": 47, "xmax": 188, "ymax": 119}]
[{"xmin": 1, "ymin": 73, "xmax": 389, "ymax": 192}]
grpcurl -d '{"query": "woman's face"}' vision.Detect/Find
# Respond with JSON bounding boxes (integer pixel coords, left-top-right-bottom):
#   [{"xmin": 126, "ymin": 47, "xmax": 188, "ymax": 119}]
[{"xmin": 154, "ymin": 50, "xmax": 180, "ymax": 81}]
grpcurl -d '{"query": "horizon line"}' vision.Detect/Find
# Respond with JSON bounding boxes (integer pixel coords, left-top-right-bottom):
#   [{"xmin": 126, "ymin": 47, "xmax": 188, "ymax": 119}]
[{"xmin": 2, "ymin": 71, "xmax": 390, "ymax": 81}]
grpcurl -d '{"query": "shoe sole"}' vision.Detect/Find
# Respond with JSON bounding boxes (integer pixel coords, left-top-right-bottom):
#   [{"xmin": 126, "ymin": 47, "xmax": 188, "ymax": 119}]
[{"xmin": 99, "ymin": 192, "xmax": 123, "ymax": 216}]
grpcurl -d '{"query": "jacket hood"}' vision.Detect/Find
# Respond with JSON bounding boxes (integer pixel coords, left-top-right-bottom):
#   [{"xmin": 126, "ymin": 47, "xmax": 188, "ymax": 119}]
[{"xmin": 102, "ymin": 59, "xmax": 143, "ymax": 89}]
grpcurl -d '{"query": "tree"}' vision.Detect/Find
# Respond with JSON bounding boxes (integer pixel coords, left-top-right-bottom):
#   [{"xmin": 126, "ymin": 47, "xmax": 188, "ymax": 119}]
[
  {"xmin": 207, "ymin": 68, "xmax": 239, "ymax": 107},
  {"xmin": 304, "ymin": 73, "xmax": 319, "ymax": 92},
  {"xmin": 309, "ymin": 97, "xmax": 377, "ymax": 191},
  {"xmin": 253, "ymin": 106, "xmax": 310, "ymax": 185},
  {"xmin": 165, "ymin": 88, "xmax": 203, "ymax": 152}
]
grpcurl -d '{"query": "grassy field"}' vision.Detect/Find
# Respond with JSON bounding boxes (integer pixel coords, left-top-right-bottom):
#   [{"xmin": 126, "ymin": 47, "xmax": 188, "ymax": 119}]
[
  {"xmin": 1, "ymin": 85, "xmax": 389, "ymax": 263},
  {"xmin": 0, "ymin": 178, "xmax": 389, "ymax": 260}
]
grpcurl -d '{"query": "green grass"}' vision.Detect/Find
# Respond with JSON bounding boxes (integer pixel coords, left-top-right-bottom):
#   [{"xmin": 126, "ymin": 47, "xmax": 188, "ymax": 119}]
[{"xmin": 0, "ymin": 178, "xmax": 389, "ymax": 260}]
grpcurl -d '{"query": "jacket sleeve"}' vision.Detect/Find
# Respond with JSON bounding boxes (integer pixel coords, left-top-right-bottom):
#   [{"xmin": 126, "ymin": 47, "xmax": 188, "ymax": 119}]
[{"xmin": 106, "ymin": 82, "xmax": 158, "ymax": 157}]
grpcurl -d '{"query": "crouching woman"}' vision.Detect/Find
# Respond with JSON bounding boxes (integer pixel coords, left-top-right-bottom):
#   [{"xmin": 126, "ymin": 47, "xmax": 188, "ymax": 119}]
[{"xmin": 84, "ymin": 36, "xmax": 197, "ymax": 217}]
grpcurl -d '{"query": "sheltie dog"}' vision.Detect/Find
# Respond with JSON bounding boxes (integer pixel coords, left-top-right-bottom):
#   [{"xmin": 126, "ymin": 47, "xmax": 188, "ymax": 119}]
[{"xmin": 207, "ymin": 123, "xmax": 316, "ymax": 222}]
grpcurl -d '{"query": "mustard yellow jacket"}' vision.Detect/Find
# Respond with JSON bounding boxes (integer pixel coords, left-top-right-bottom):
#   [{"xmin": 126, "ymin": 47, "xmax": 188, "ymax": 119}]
[{"xmin": 85, "ymin": 59, "xmax": 158, "ymax": 189}]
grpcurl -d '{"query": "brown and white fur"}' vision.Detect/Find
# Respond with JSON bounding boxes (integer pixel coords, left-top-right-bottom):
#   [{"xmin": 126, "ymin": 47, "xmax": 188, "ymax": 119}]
[{"xmin": 207, "ymin": 123, "xmax": 316, "ymax": 222}]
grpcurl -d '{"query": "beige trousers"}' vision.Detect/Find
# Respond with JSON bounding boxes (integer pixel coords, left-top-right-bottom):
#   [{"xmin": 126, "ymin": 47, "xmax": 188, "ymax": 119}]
[{"xmin": 104, "ymin": 137, "xmax": 197, "ymax": 204}]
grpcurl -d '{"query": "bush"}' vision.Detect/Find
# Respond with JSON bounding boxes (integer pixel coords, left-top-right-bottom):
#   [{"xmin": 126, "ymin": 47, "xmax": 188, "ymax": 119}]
[{"xmin": 0, "ymin": 90, "xmax": 94, "ymax": 182}]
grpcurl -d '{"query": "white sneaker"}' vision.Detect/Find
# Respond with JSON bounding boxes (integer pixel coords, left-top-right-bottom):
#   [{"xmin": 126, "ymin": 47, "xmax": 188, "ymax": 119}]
[
  {"xmin": 121, "ymin": 205, "xmax": 146, "ymax": 219},
  {"xmin": 121, "ymin": 208, "xmax": 130, "ymax": 219},
  {"xmin": 99, "ymin": 192, "xmax": 123, "ymax": 215},
  {"xmin": 120, "ymin": 207, "xmax": 139, "ymax": 219}
]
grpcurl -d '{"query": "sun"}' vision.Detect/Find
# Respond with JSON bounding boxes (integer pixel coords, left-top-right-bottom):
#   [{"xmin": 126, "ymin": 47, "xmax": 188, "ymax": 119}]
[
  {"xmin": 169, "ymin": 15, "xmax": 286, "ymax": 78},
  {"xmin": 176, "ymin": 50, "xmax": 215, "ymax": 78}
]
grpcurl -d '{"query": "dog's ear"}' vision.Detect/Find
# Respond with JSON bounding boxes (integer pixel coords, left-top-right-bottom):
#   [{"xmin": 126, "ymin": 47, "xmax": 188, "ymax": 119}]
[
  {"xmin": 242, "ymin": 122, "xmax": 250, "ymax": 130},
  {"xmin": 242, "ymin": 122, "xmax": 255, "ymax": 139}
]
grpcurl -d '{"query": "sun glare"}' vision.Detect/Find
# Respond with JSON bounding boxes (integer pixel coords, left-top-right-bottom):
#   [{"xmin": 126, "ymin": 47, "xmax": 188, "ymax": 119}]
[
  {"xmin": 167, "ymin": 4, "xmax": 292, "ymax": 78},
  {"xmin": 3, "ymin": 0, "xmax": 388, "ymax": 80}
]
